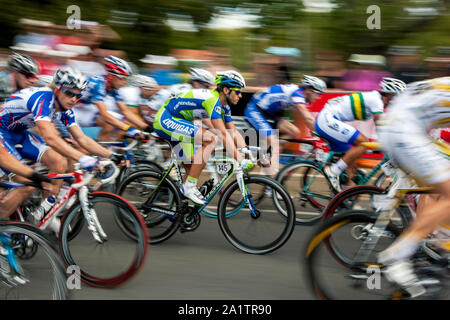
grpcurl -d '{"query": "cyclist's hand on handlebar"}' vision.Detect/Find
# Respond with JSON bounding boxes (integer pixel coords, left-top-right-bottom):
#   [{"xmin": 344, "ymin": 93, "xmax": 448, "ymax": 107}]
[
  {"xmin": 124, "ymin": 127, "xmax": 148, "ymax": 140},
  {"xmin": 240, "ymin": 159, "xmax": 254, "ymax": 171},
  {"xmin": 109, "ymin": 153, "xmax": 129, "ymax": 168},
  {"xmin": 29, "ymin": 171, "xmax": 55, "ymax": 193}
]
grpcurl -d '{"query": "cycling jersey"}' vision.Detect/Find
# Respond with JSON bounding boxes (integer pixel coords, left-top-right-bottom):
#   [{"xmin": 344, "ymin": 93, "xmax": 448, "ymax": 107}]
[
  {"xmin": 0, "ymin": 87, "xmax": 76, "ymax": 131},
  {"xmin": 244, "ymin": 84, "xmax": 306, "ymax": 137},
  {"xmin": 314, "ymin": 91, "xmax": 384, "ymax": 152},
  {"xmin": 249, "ymin": 84, "xmax": 305, "ymax": 116},
  {"xmin": 0, "ymin": 87, "xmax": 76, "ymax": 170},
  {"xmin": 73, "ymin": 75, "xmax": 124, "ymax": 127},
  {"xmin": 378, "ymin": 77, "xmax": 450, "ymax": 185},
  {"xmin": 153, "ymin": 88, "xmax": 232, "ymax": 159},
  {"xmin": 147, "ymin": 83, "xmax": 192, "ymax": 111},
  {"xmin": 322, "ymin": 91, "xmax": 384, "ymax": 122}
]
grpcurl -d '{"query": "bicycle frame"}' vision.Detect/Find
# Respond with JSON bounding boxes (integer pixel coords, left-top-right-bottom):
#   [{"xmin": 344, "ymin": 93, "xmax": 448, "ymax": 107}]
[{"xmin": 16, "ymin": 161, "xmax": 118, "ymax": 243}]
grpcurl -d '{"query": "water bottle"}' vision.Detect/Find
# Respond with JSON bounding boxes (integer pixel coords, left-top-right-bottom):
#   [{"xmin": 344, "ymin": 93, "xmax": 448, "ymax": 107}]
[{"xmin": 32, "ymin": 196, "xmax": 56, "ymax": 221}]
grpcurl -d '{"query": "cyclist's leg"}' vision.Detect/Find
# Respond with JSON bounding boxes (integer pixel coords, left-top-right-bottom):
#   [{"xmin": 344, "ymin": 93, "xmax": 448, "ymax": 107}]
[
  {"xmin": 0, "ymin": 133, "xmax": 35, "ymax": 218},
  {"xmin": 244, "ymin": 104, "xmax": 277, "ymax": 177},
  {"xmin": 315, "ymin": 110, "xmax": 363, "ymax": 185},
  {"xmin": 378, "ymin": 127, "xmax": 450, "ymax": 296}
]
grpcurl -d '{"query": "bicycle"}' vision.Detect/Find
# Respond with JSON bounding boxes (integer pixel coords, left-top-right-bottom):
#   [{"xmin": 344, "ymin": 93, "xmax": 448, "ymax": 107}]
[
  {"xmin": 116, "ymin": 137, "xmax": 296, "ymax": 255},
  {"xmin": 14, "ymin": 159, "xmax": 149, "ymax": 288},
  {"xmin": 0, "ymin": 180, "xmax": 68, "ymax": 299},
  {"xmin": 274, "ymin": 134, "xmax": 393, "ymax": 225},
  {"xmin": 303, "ymin": 163, "xmax": 449, "ymax": 299}
]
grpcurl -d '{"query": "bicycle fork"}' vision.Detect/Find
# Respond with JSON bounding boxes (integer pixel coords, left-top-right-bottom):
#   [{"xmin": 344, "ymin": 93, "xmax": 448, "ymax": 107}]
[
  {"xmin": 236, "ymin": 171, "xmax": 260, "ymax": 219},
  {"xmin": 78, "ymin": 187, "xmax": 108, "ymax": 243}
]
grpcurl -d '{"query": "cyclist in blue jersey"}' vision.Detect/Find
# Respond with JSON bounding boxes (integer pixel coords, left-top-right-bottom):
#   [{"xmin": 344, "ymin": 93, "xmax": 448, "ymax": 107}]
[
  {"xmin": 0, "ymin": 67, "xmax": 124, "ymax": 232},
  {"xmin": 244, "ymin": 75, "xmax": 327, "ymax": 177},
  {"xmin": 73, "ymin": 56, "xmax": 150, "ymax": 141}
]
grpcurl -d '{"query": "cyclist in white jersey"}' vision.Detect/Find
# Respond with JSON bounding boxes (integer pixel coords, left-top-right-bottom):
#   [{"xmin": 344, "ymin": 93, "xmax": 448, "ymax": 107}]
[
  {"xmin": 0, "ymin": 67, "xmax": 125, "ymax": 230},
  {"xmin": 139, "ymin": 67, "xmax": 215, "ymax": 127},
  {"xmin": 376, "ymin": 77, "xmax": 450, "ymax": 298},
  {"xmin": 315, "ymin": 77, "xmax": 406, "ymax": 191}
]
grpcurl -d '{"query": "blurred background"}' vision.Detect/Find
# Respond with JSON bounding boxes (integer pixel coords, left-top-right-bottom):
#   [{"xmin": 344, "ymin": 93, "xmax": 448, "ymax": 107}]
[{"xmin": 0, "ymin": 0, "xmax": 449, "ymax": 93}]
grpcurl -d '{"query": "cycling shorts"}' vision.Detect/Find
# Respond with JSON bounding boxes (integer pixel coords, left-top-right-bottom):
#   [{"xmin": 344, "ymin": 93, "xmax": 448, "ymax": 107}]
[
  {"xmin": 378, "ymin": 113, "xmax": 450, "ymax": 185},
  {"xmin": 314, "ymin": 108, "xmax": 360, "ymax": 152},
  {"xmin": 0, "ymin": 130, "xmax": 50, "ymax": 174},
  {"xmin": 244, "ymin": 101, "xmax": 277, "ymax": 138},
  {"xmin": 153, "ymin": 107, "xmax": 200, "ymax": 159}
]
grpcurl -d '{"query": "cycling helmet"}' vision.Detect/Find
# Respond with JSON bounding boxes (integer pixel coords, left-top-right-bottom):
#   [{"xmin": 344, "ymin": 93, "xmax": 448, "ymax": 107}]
[
  {"xmin": 35, "ymin": 75, "xmax": 54, "ymax": 87},
  {"xmin": 9, "ymin": 52, "xmax": 39, "ymax": 75},
  {"xmin": 53, "ymin": 67, "xmax": 87, "ymax": 90},
  {"xmin": 301, "ymin": 75, "xmax": 327, "ymax": 93},
  {"xmin": 189, "ymin": 67, "xmax": 215, "ymax": 85},
  {"xmin": 131, "ymin": 74, "xmax": 158, "ymax": 89},
  {"xmin": 215, "ymin": 70, "xmax": 246, "ymax": 88},
  {"xmin": 379, "ymin": 77, "xmax": 406, "ymax": 94},
  {"xmin": 104, "ymin": 55, "xmax": 132, "ymax": 77}
]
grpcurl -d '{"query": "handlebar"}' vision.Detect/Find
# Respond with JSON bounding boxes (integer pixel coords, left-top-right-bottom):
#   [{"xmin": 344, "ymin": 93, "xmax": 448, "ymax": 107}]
[{"xmin": 73, "ymin": 159, "xmax": 120, "ymax": 187}]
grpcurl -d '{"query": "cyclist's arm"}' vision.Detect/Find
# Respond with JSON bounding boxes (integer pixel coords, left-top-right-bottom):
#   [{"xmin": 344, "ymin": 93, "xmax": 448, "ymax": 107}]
[
  {"xmin": 0, "ymin": 146, "xmax": 34, "ymax": 178},
  {"xmin": 211, "ymin": 118, "xmax": 243, "ymax": 162},
  {"xmin": 373, "ymin": 113, "xmax": 382, "ymax": 123},
  {"xmin": 202, "ymin": 118, "xmax": 214, "ymax": 129},
  {"xmin": 116, "ymin": 101, "xmax": 148, "ymax": 129},
  {"xmin": 293, "ymin": 103, "xmax": 315, "ymax": 130},
  {"xmin": 68, "ymin": 125, "xmax": 113, "ymax": 158},
  {"xmin": 225, "ymin": 121, "xmax": 247, "ymax": 149},
  {"xmin": 93, "ymin": 100, "xmax": 132, "ymax": 131},
  {"xmin": 35, "ymin": 120, "xmax": 85, "ymax": 161}
]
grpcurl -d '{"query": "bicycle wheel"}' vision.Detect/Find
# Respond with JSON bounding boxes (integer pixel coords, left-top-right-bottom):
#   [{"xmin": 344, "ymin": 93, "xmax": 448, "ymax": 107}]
[
  {"xmin": 0, "ymin": 221, "xmax": 68, "ymax": 300},
  {"xmin": 304, "ymin": 211, "xmax": 401, "ymax": 300},
  {"xmin": 58, "ymin": 192, "xmax": 149, "ymax": 288},
  {"xmin": 275, "ymin": 160, "xmax": 334, "ymax": 225},
  {"xmin": 217, "ymin": 175, "xmax": 295, "ymax": 254},
  {"xmin": 322, "ymin": 185, "xmax": 414, "ymax": 229},
  {"xmin": 116, "ymin": 170, "xmax": 182, "ymax": 244}
]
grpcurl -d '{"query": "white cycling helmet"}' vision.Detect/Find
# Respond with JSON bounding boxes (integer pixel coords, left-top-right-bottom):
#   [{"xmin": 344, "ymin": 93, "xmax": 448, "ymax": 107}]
[
  {"xmin": 189, "ymin": 67, "xmax": 215, "ymax": 85},
  {"xmin": 215, "ymin": 70, "xmax": 246, "ymax": 88},
  {"xmin": 379, "ymin": 77, "xmax": 406, "ymax": 94},
  {"xmin": 301, "ymin": 75, "xmax": 327, "ymax": 93},
  {"xmin": 9, "ymin": 52, "xmax": 39, "ymax": 75},
  {"xmin": 131, "ymin": 74, "xmax": 158, "ymax": 89},
  {"xmin": 35, "ymin": 75, "xmax": 54, "ymax": 87},
  {"xmin": 53, "ymin": 67, "xmax": 87, "ymax": 90}
]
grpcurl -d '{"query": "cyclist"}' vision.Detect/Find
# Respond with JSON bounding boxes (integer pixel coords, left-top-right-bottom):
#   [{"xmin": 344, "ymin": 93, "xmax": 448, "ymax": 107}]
[
  {"xmin": 376, "ymin": 77, "xmax": 450, "ymax": 298},
  {"xmin": 315, "ymin": 77, "xmax": 406, "ymax": 191},
  {"xmin": 153, "ymin": 70, "xmax": 250, "ymax": 205},
  {"xmin": 118, "ymin": 74, "xmax": 161, "ymax": 130},
  {"xmin": 72, "ymin": 55, "xmax": 148, "ymax": 141},
  {"xmin": 0, "ymin": 67, "xmax": 124, "ymax": 231},
  {"xmin": 140, "ymin": 67, "xmax": 215, "ymax": 127},
  {"xmin": 244, "ymin": 75, "xmax": 327, "ymax": 177},
  {"xmin": 0, "ymin": 52, "xmax": 39, "ymax": 104}
]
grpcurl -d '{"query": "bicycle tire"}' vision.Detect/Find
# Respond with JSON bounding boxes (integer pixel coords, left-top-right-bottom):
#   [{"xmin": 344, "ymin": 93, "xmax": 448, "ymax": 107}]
[
  {"xmin": 116, "ymin": 170, "xmax": 182, "ymax": 244},
  {"xmin": 304, "ymin": 211, "xmax": 402, "ymax": 300},
  {"xmin": 275, "ymin": 160, "xmax": 334, "ymax": 225},
  {"xmin": 58, "ymin": 192, "xmax": 149, "ymax": 288},
  {"xmin": 0, "ymin": 221, "xmax": 68, "ymax": 300},
  {"xmin": 322, "ymin": 185, "xmax": 414, "ymax": 228},
  {"xmin": 217, "ymin": 175, "xmax": 295, "ymax": 254}
]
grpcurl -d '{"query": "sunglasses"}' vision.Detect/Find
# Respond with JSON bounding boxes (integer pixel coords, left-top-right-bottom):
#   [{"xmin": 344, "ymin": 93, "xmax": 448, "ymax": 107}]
[
  {"xmin": 20, "ymin": 72, "xmax": 37, "ymax": 79},
  {"xmin": 61, "ymin": 87, "xmax": 82, "ymax": 99},
  {"xmin": 229, "ymin": 88, "xmax": 242, "ymax": 95}
]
